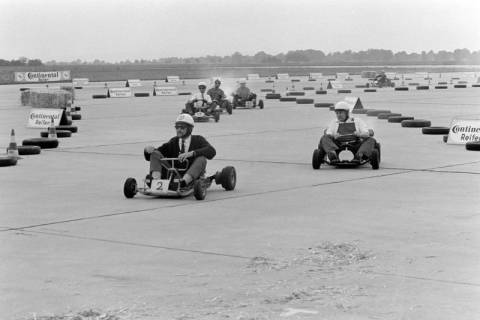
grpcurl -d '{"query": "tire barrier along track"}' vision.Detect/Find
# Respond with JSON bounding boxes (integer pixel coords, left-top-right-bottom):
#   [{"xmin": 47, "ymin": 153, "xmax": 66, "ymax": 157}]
[
  {"xmin": 366, "ymin": 110, "xmax": 391, "ymax": 117},
  {"xmin": 422, "ymin": 127, "xmax": 450, "ymax": 135},
  {"xmin": 265, "ymin": 93, "xmax": 281, "ymax": 99},
  {"xmin": 388, "ymin": 116, "xmax": 414, "ymax": 123},
  {"xmin": 296, "ymin": 98, "xmax": 314, "ymax": 104},
  {"xmin": 40, "ymin": 130, "xmax": 72, "ymax": 138},
  {"xmin": 378, "ymin": 113, "xmax": 401, "ymax": 119},
  {"xmin": 56, "ymin": 125, "xmax": 78, "ymax": 133},
  {"xmin": 0, "ymin": 156, "xmax": 18, "ymax": 167},
  {"xmin": 280, "ymin": 97, "xmax": 296, "ymax": 102},
  {"xmin": 466, "ymin": 142, "xmax": 480, "ymax": 151},
  {"xmin": 15, "ymin": 145, "xmax": 41, "ymax": 155},
  {"xmin": 286, "ymin": 92, "xmax": 305, "ymax": 96},
  {"xmin": 314, "ymin": 103, "xmax": 333, "ymax": 108},
  {"xmin": 22, "ymin": 138, "xmax": 59, "ymax": 149},
  {"xmin": 401, "ymin": 119, "xmax": 431, "ymax": 128}
]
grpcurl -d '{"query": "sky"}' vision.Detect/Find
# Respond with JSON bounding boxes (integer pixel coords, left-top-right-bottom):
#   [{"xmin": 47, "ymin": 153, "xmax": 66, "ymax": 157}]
[{"xmin": 0, "ymin": 0, "xmax": 479, "ymax": 62}]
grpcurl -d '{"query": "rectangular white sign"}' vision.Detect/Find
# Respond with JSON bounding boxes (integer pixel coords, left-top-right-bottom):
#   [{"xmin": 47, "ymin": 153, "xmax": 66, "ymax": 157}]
[
  {"xmin": 15, "ymin": 70, "xmax": 71, "ymax": 83},
  {"xmin": 336, "ymin": 72, "xmax": 349, "ymax": 79},
  {"xmin": 447, "ymin": 119, "xmax": 480, "ymax": 144},
  {"xmin": 166, "ymin": 76, "xmax": 180, "ymax": 83},
  {"xmin": 277, "ymin": 73, "xmax": 289, "ymax": 80},
  {"xmin": 73, "ymin": 78, "xmax": 89, "ymax": 86},
  {"xmin": 126, "ymin": 79, "xmax": 142, "ymax": 87},
  {"xmin": 108, "ymin": 88, "xmax": 132, "ymax": 98},
  {"xmin": 309, "ymin": 72, "xmax": 323, "ymax": 79},
  {"xmin": 330, "ymin": 81, "xmax": 343, "ymax": 89},
  {"xmin": 154, "ymin": 86, "xmax": 178, "ymax": 96},
  {"xmin": 28, "ymin": 108, "xmax": 63, "ymax": 128},
  {"xmin": 247, "ymin": 74, "xmax": 261, "ymax": 80}
]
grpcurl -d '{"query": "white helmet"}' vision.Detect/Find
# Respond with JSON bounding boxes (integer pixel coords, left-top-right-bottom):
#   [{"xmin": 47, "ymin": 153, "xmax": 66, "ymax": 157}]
[
  {"xmin": 334, "ymin": 101, "xmax": 351, "ymax": 112},
  {"xmin": 175, "ymin": 113, "xmax": 194, "ymax": 127},
  {"xmin": 198, "ymin": 81, "xmax": 207, "ymax": 88}
]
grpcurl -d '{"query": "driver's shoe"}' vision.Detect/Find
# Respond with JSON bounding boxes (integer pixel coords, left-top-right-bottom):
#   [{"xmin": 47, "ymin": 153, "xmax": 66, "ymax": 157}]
[
  {"xmin": 145, "ymin": 174, "xmax": 152, "ymax": 188},
  {"xmin": 327, "ymin": 151, "xmax": 338, "ymax": 162},
  {"xmin": 179, "ymin": 179, "xmax": 193, "ymax": 191}
]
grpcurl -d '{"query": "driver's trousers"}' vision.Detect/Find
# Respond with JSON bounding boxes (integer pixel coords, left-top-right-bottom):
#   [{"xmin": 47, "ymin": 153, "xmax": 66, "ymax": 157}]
[
  {"xmin": 319, "ymin": 135, "xmax": 376, "ymax": 157},
  {"xmin": 149, "ymin": 150, "xmax": 207, "ymax": 180}
]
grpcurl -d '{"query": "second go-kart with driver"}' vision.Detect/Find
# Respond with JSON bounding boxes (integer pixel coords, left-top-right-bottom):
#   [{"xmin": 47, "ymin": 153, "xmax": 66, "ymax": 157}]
[
  {"xmin": 312, "ymin": 130, "xmax": 381, "ymax": 170},
  {"xmin": 123, "ymin": 157, "xmax": 237, "ymax": 200},
  {"xmin": 213, "ymin": 98, "xmax": 233, "ymax": 115},
  {"xmin": 183, "ymin": 102, "xmax": 221, "ymax": 123}
]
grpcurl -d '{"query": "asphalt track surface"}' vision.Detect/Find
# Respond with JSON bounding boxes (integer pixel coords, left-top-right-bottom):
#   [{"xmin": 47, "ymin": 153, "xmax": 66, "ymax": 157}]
[{"xmin": 1, "ymin": 73, "xmax": 479, "ymax": 319}]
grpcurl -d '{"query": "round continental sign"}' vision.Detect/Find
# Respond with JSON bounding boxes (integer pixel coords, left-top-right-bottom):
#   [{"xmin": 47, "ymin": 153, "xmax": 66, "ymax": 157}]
[
  {"xmin": 16, "ymin": 73, "xmax": 25, "ymax": 81},
  {"xmin": 62, "ymin": 71, "xmax": 70, "ymax": 79}
]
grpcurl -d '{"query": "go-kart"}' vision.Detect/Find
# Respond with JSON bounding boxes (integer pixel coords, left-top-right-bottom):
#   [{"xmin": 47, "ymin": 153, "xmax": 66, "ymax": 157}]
[
  {"xmin": 183, "ymin": 103, "xmax": 221, "ymax": 122},
  {"xmin": 312, "ymin": 132, "xmax": 380, "ymax": 170},
  {"xmin": 371, "ymin": 76, "xmax": 394, "ymax": 88},
  {"xmin": 232, "ymin": 96, "xmax": 264, "ymax": 110},
  {"xmin": 123, "ymin": 158, "xmax": 237, "ymax": 200}
]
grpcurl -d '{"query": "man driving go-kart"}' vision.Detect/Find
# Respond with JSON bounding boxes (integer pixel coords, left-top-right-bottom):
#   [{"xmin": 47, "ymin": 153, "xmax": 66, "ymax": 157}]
[
  {"xmin": 185, "ymin": 82, "xmax": 216, "ymax": 115},
  {"xmin": 123, "ymin": 113, "xmax": 237, "ymax": 200},
  {"xmin": 313, "ymin": 101, "xmax": 380, "ymax": 169},
  {"xmin": 232, "ymin": 80, "xmax": 260, "ymax": 108},
  {"xmin": 144, "ymin": 113, "xmax": 216, "ymax": 189},
  {"xmin": 207, "ymin": 78, "xmax": 233, "ymax": 114}
]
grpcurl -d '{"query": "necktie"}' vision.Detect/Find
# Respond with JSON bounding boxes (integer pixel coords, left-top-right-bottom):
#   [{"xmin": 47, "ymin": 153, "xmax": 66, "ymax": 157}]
[{"xmin": 180, "ymin": 139, "xmax": 185, "ymax": 154}]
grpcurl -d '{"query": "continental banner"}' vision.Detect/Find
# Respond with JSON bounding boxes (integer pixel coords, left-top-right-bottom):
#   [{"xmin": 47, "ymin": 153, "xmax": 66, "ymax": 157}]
[
  {"xmin": 15, "ymin": 70, "xmax": 71, "ymax": 83},
  {"xmin": 447, "ymin": 119, "xmax": 480, "ymax": 144},
  {"xmin": 28, "ymin": 108, "xmax": 63, "ymax": 128}
]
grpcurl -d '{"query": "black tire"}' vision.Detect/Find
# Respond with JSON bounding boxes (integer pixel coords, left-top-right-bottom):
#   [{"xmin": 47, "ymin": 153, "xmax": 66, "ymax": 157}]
[
  {"xmin": 443, "ymin": 135, "xmax": 448, "ymax": 143},
  {"xmin": 388, "ymin": 116, "xmax": 414, "ymax": 123},
  {"xmin": 22, "ymin": 138, "xmax": 59, "ymax": 149},
  {"xmin": 258, "ymin": 100, "xmax": 264, "ymax": 109},
  {"xmin": 465, "ymin": 141, "xmax": 480, "ymax": 151},
  {"xmin": 454, "ymin": 84, "xmax": 467, "ymax": 88},
  {"xmin": 134, "ymin": 92, "xmax": 150, "ymax": 97},
  {"xmin": 220, "ymin": 166, "xmax": 236, "ymax": 191},
  {"xmin": 123, "ymin": 178, "xmax": 137, "ymax": 198},
  {"xmin": 0, "ymin": 156, "xmax": 17, "ymax": 167},
  {"xmin": 472, "ymin": 84, "xmax": 480, "ymax": 88},
  {"xmin": 265, "ymin": 80, "xmax": 274, "ymax": 83},
  {"xmin": 286, "ymin": 92, "xmax": 305, "ymax": 96},
  {"xmin": 416, "ymin": 85, "xmax": 429, "ymax": 90},
  {"xmin": 214, "ymin": 111, "xmax": 220, "ymax": 122},
  {"xmin": 296, "ymin": 98, "xmax": 314, "ymax": 104},
  {"xmin": 395, "ymin": 87, "xmax": 409, "ymax": 91},
  {"xmin": 260, "ymin": 89, "xmax": 273, "ymax": 92},
  {"xmin": 435, "ymin": 86, "xmax": 448, "ymax": 89},
  {"xmin": 401, "ymin": 119, "xmax": 431, "ymax": 128},
  {"xmin": 71, "ymin": 114, "xmax": 82, "ymax": 120},
  {"xmin": 315, "ymin": 90, "xmax": 327, "ymax": 94},
  {"xmin": 375, "ymin": 143, "xmax": 381, "ymax": 163},
  {"xmin": 370, "ymin": 149, "xmax": 379, "ymax": 170},
  {"xmin": 193, "ymin": 180, "xmax": 206, "ymax": 200},
  {"xmin": 422, "ymin": 127, "xmax": 450, "ymax": 135},
  {"xmin": 312, "ymin": 149, "xmax": 324, "ymax": 169},
  {"xmin": 303, "ymin": 87, "xmax": 315, "ymax": 90},
  {"xmin": 74, "ymin": 86, "xmax": 83, "ymax": 89},
  {"xmin": 280, "ymin": 97, "xmax": 296, "ymax": 102},
  {"xmin": 314, "ymin": 103, "xmax": 333, "ymax": 108},
  {"xmin": 74, "ymin": 106, "xmax": 81, "ymax": 112},
  {"xmin": 178, "ymin": 92, "xmax": 192, "ymax": 95},
  {"xmin": 378, "ymin": 113, "xmax": 401, "ymax": 119},
  {"xmin": 364, "ymin": 89, "xmax": 377, "ymax": 92},
  {"xmin": 19, "ymin": 87, "xmax": 30, "ymax": 91},
  {"xmin": 226, "ymin": 101, "xmax": 233, "ymax": 115},
  {"xmin": 366, "ymin": 110, "xmax": 391, "ymax": 116},
  {"xmin": 337, "ymin": 89, "xmax": 352, "ymax": 93},
  {"xmin": 265, "ymin": 93, "xmax": 281, "ymax": 99},
  {"xmin": 55, "ymin": 125, "xmax": 78, "ymax": 133},
  {"xmin": 92, "ymin": 94, "xmax": 107, "ymax": 99},
  {"xmin": 13, "ymin": 145, "xmax": 41, "ymax": 155},
  {"xmin": 291, "ymin": 79, "xmax": 300, "ymax": 82},
  {"xmin": 40, "ymin": 130, "xmax": 72, "ymax": 138}
]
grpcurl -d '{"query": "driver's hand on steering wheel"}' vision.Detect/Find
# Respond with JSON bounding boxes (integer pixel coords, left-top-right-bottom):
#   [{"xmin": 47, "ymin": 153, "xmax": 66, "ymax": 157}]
[
  {"xmin": 178, "ymin": 151, "xmax": 194, "ymax": 162},
  {"xmin": 332, "ymin": 133, "xmax": 340, "ymax": 139},
  {"xmin": 145, "ymin": 145, "xmax": 155, "ymax": 154},
  {"xmin": 353, "ymin": 131, "xmax": 361, "ymax": 137}
]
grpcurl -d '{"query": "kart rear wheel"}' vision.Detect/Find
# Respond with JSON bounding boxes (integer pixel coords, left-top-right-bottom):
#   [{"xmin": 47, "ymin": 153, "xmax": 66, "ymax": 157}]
[
  {"xmin": 214, "ymin": 111, "xmax": 220, "ymax": 122},
  {"xmin": 370, "ymin": 150, "xmax": 380, "ymax": 170},
  {"xmin": 220, "ymin": 166, "xmax": 236, "ymax": 191},
  {"xmin": 123, "ymin": 178, "xmax": 137, "ymax": 198},
  {"xmin": 193, "ymin": 180, "xmax": 206, "ymax": 200},
  {"xmin": 258, "ymin": 100, "xmax": 264, "ymax": 109},
  {"xmin": 312, "ymin": 149, "xmax": 324, "ymax": 169},
  {"xmin": 225, "ymin": 101, "xmax": 233, "ymax": 115}
]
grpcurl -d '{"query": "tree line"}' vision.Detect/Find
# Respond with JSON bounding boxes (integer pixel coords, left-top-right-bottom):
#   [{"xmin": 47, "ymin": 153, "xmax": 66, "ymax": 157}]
[{"xmin": 2, "ymin": 49, "xmax": 480, "ymax": 66}]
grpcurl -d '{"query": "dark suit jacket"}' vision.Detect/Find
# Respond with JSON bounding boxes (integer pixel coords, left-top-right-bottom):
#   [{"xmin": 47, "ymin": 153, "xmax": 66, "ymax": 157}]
[{"xmin": 144, "ymin": 135, "xmax": 216, "ymax": 167}]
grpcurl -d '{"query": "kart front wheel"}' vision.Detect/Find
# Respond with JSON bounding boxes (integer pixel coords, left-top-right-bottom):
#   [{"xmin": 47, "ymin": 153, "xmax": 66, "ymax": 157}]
[
  {"xmin": 214, "ymin": 111, "xmax": 220, "ymax": 122},
  {"xmin": 312, "ymin": 149, "xmax": 324, "ymax": 169},
  {"xmin": 370, "ymin": 149, "xmax": 380, "ymax": 170},
  {"xmin": 220, "ymin": 166, "xmax": 236, "ymax": 191},
  {"xmin": 193, "ymin": 180, "xmax": 206, "ymax": 200},
  {"xmin": 226, "ymin": 101, "xmax": 233, "ymax": 115},
  {"xmin": 124, "ymin": 178, "xmax": 137, "ymax": 198},
  {"xmin": 258, "ymin": 99, "xmax": 264, "ymax": 109}
]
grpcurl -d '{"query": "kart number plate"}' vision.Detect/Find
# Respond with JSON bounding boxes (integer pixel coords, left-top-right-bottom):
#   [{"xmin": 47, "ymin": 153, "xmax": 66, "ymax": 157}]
[
  {"xmin": 152, "ymin": 179, "xmax": 170, "ymax": 193},
  {"xmin": 195, "ymin": 112, "xmax": 205, "ymax": 117}
]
